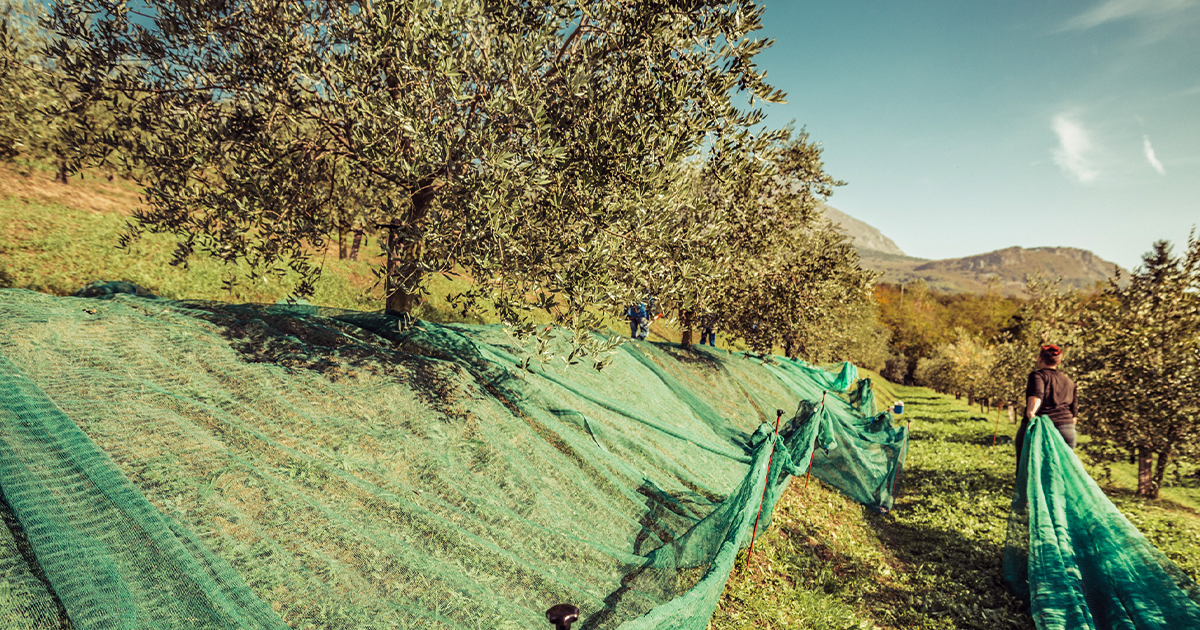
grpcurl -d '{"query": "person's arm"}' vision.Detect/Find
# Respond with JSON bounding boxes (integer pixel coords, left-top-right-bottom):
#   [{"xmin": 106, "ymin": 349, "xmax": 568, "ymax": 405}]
[
  {"xmin": 1025, "ymin": 371, "xmax": 1044, "ymax": 420},
  {"xmin": 1026, "ymin": 396, "xmax": 1042, "ymax": 420}
]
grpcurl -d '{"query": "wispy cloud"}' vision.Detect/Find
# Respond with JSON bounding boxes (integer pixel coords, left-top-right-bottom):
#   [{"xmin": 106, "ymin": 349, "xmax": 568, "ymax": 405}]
[
  {"xmin": 1051, "ymin": 114, "xmax": 1098, "ymax": 183},
  {"xmin": 1060, "ymin": 0, "xmax": 1196, "ymax": 31},
  {"xmin": 1142, "ymin": 135, "xmax": 1166, "ymax": 174}
]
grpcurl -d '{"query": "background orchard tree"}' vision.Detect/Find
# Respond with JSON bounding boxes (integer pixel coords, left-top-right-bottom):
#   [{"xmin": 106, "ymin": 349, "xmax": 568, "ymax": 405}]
[
  {"xmin": 0, "ymin": 1, "xmax": 50, "ymax": 162},
  {"xmin": 982, "ymin": 275, "xmax": 1087, "ymax": 411},
  {"xmin": 914, "ymin": 328, "xmax": 992, "ymax": 403},
  {"xmin": 1077, "ymin": 235, "xmax": 1200, "ymax": 499},
  {"xmin": 1003, "ymin": 274, "xmax": 1085, "ymax": 350},
  {"xmin": 46, "ymin": 0, "xmax": 785, "ymax": 359},
  {"xmin": 983, "ymin": 339, "xmax": 1028, "ymax": 417},
  {"xmin": 876, "ymin": 280, "xmax": 947, "ymax": 384},
  {"xmin": 656, "ymin": 129, "xmax": 843, "ymax": 348},
  {"xmin": 0, "ymin": 0, "xmax": 95, "ymax": 180},
  {"xmin": 659, "ymin": 129, "xmax": 870, "ymax": 359},
  {"xmin": 780, "ymin": 293, "xmax": 889, "ymax": 370},
  {"xmin": 724, "ymin": 223, "xmax": 876, "ymax": 363}
]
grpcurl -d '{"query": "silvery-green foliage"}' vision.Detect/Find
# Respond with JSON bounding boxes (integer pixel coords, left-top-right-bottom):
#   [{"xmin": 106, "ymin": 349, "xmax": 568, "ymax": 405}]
[{"xmin": 45, "ymin": 0, "xmax": 786, "ymax": 365}]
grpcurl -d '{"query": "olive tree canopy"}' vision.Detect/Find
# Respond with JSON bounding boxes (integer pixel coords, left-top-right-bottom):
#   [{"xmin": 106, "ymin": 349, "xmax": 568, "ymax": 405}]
[
  {"xmin": 655, "ymin": 130, "xmax": 853, "ymax": 347},
  {"xmin": 1077, "ymin": 235, "xmax": 1200, "ymax": 498},
  {"xmin": 46, "ymin": 0, "xmax": 785, "ymax": 355}
]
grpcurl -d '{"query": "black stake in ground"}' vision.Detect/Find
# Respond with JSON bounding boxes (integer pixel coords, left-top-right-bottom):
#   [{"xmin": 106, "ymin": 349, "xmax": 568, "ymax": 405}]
[{"xmin": 545, "ymin": 604, "xmax": 579, "ymax": 630}]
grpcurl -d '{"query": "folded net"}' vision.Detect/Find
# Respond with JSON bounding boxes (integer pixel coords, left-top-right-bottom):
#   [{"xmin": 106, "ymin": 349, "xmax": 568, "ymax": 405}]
[{"xmin": 1003, "ymin": 416, "xmax": 1200, "ymax": 630}]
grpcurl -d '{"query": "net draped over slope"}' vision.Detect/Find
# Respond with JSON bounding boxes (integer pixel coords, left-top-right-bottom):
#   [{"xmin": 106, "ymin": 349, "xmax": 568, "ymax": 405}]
[
  {"xmin": 0, "ymin": 289, "xmax": 905, "ymax": 629},
  {"xmin": 1003, "ymin": 416, "xmax": 1200, "ymax": 630}
]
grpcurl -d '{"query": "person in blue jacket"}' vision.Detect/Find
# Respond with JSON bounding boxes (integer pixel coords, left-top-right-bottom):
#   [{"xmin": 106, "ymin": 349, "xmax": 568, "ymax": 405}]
[{"xmin": 625, "ymin": 302, "xmax": 648, "ymax": 339}]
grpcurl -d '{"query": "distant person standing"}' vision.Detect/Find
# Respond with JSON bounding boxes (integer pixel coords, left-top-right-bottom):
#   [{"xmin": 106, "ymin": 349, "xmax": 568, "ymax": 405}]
[
  {"xmin": 1014, "ymin": 344, "xmax": 1078, "ymax": 472},
  {"xmin": 643, "ymin": 296, "xmax": 661, "ymax": 340},
  {"xmin": 625, "ymin": 302, "xmax": 648, "ymax": 340},
  {"xmin": 699, "ymin": 313, "xmax": 717, "ymax": 347}
]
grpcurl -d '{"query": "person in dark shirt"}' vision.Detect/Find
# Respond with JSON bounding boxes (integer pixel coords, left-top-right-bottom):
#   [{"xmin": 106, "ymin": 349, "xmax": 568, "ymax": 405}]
[
  {"xmin": 699, "ymin": 312, "xmax": 718, "ymax": 347},
  {"xmin": 1014, "ymin": 344, "xmax": 1078, "ymax": 471}
]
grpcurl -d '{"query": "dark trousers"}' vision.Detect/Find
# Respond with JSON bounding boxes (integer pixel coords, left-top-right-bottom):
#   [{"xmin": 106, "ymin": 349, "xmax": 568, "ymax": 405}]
[
  {"xmin": 629, "ymin": 317, "xmax": 648, "ymax": 340},
  {"xmin": 1015, "ymin": 419, "xmax": 1077, "ymax": 474},
  {"xmin": 699, "ymin": 328, "xmax": 715, "ymax": 346}
]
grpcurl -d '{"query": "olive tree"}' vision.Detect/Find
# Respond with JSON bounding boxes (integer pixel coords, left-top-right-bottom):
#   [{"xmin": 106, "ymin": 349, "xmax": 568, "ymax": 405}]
[
  {"xmin": 978, "ymin": 275, "xmax": 1087, "ymax": 412},
  {"xmin": 0, "ymin": 0, "xmax": 84, "ymax": 177},
  {"xmin": 1, "ymin": 0, "xmax": 43, "ymax": 157},
  {"xmin": 1077, "ymin": 235, "xmax": 1200, "ymax": 498},
  {"xmin": 659, "ymin": 129, "xmax": 847, "ymax": 349},
  {"xmin": 724, "ymin": 222, "xmax": 875, "ymax": 360},
  {"xmin": 45, "ymin": 0, "xmax": 784, "ymax": 358}
]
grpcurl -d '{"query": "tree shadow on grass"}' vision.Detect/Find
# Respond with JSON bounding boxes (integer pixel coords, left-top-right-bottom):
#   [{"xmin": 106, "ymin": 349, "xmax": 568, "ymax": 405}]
[
  {"xmin": 766, "ymin": 509, "xmax": 1031, "ymax": 630},
  {"xmin": 651, "ymin": 342, "xmax": 724, "ymax": 370},
  {"xmin": 858, "ymin": 463, "xmax": 1034, "ymax": 630}
]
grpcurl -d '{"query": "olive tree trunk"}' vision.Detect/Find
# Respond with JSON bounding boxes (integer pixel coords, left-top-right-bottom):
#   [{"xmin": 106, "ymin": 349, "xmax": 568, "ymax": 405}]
[
  {"xmin": 1137, "ymin": 448, "xmax": 1156, "ymax": 498},
  {"xmin": 1137, "ymin": 446, "xmax": 1172, "ymax": 500},
  {"xmin": 680, "ymin": 309, "xmax": 694, "ymax": 347},
  {"xmin": 349, "ymin": 229, "xmax": 364, "ymax": 261},
  {"xmin": 384, "ymin": 188, "xmax": 435, "ymax": 316}
]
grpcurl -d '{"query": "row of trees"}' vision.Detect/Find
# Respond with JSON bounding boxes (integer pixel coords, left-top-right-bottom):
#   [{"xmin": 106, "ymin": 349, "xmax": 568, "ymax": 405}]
[
  {"xmin": 915, "ymin": 237, "xmax": 1200, "ymax": 499},
  {"xmin": 875, "ymin": 280, "xmax": 1023, "ymax": 385},
  {"xmin": 2, "ymin": 0, "xmax": 882, "ymax": 369},
  {"xmin": 910, "ymin": 275, "xmax": 1078, "ymax": 407}
]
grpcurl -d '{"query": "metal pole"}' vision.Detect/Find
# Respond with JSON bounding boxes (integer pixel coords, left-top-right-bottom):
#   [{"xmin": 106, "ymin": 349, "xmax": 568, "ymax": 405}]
[{"xmin": 992, "ymin": 403, "xmax": 1003, "ymax": 446}]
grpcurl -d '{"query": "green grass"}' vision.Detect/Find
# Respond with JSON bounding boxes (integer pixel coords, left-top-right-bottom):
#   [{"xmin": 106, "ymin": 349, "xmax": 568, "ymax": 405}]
[
  {"xmin": 0, "ymin": 166, "xmax": 655, "ymax": 336},
  {"xmin": 0, "ymin": 167, "xmax": 380, "ymax": 306},
  {"xmin": 0, "ymin": 165, "xmax": 540, "ymax": 324}
]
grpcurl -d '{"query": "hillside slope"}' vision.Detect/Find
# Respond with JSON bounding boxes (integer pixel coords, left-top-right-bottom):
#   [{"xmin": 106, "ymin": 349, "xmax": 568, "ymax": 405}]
[
  {"xmin": 0, "ymin": 288, "xmax": 892, "ymax": 629},
  {"xmin": 4, "ymin": 165, "xmax": 1198, "ymax": 630},
  {"xmin": 2, "ymin": 289, "xmax": 1197, "ymax": 630},
  {"xmin": 821, "ymin": 204, "xmax": 906, "ymax": 256}
]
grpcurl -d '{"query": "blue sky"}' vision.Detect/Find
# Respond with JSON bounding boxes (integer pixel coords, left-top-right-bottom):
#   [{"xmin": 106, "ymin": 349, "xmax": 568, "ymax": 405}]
[{"xmin": 752, "ymin": 0, "xmax": 1199, "ymax": 269}]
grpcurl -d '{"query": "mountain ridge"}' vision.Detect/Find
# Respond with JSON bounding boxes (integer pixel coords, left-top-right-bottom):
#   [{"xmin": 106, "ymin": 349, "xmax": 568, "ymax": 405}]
[{"xmin": 820, "ymin": 205, "xmax": 1127, "ymax": 294}]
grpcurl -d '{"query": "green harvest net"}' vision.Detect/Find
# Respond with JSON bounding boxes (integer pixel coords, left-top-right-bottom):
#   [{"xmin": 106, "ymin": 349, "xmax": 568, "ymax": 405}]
[
  {"xmin": 1003, "ymin": 416, "xmax": 1200, "ymax": 630},
  {"xmin": 0, "ymin": 289, "xmax": 906, "ymax": 629}
]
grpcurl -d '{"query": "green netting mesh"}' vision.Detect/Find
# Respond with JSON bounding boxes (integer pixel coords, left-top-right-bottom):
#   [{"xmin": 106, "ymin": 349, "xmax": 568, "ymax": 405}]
[
  {"xmin": 0, "ymin": 497, "xmax": 69, "ymax": 629},
  {"xmin": 790, "ymin": 399, "xmax": 905, "ymax": 513},
  {"xmin": 0, "ymin": 350, "xmax": 290, "ymax": 630},
  {"xmin": 1003, "ymin": 416, "xmax": 1200, "ymax": 629},
  {"xmin": 0, "ymin": 289, "xmax": 906, "ymax": 629},
  {"xmin": 847, "ymin": 378, "xmax": 877, "ymax": 417}
]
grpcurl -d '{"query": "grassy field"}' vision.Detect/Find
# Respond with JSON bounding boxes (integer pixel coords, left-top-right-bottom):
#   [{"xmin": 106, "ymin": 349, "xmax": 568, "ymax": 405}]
[
  {"xmin": 4, "ymin": 164, "xmax": 1200, "ymax": 629},
  {"xmin": 0, "ymin": 163, "xmax": 665, "ymax": 336}
]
